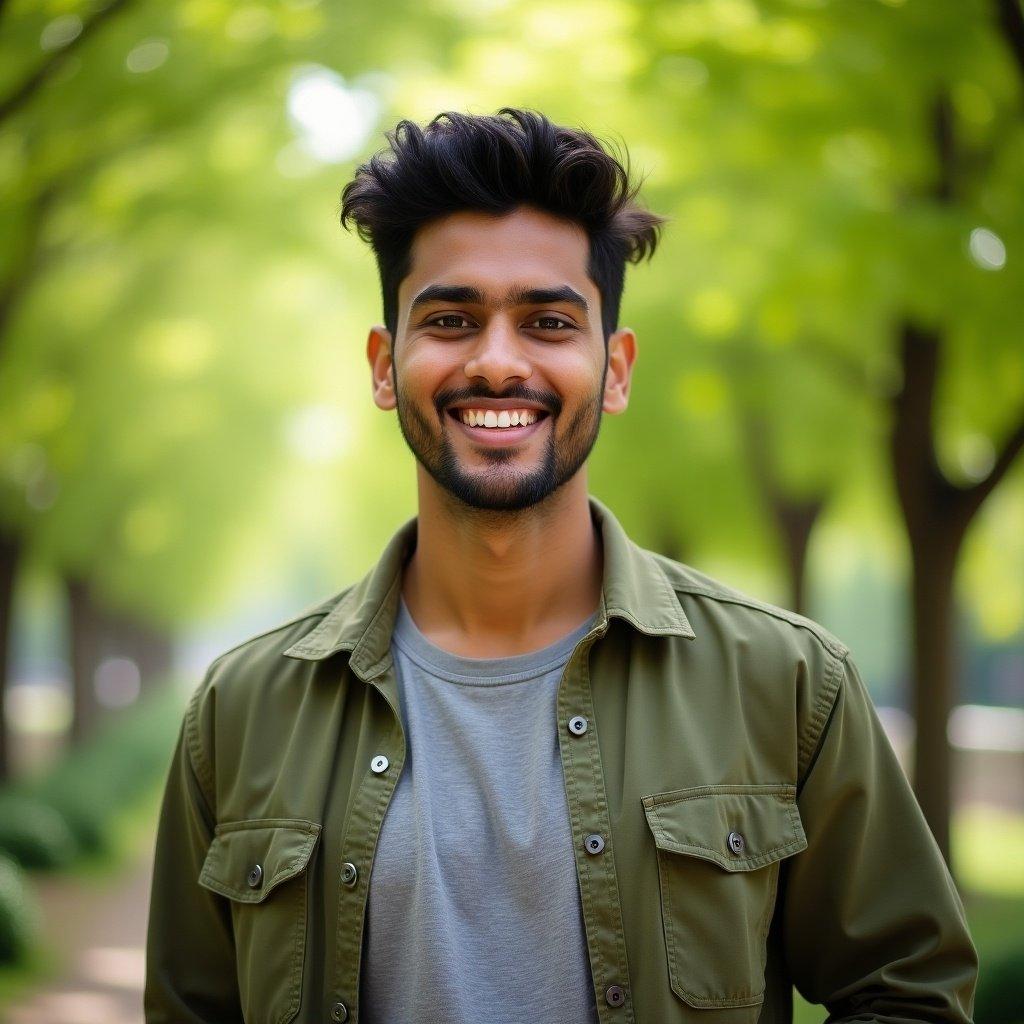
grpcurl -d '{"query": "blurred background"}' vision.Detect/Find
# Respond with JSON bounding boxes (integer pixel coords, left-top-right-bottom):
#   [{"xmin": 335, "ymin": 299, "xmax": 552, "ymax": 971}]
[{"xmin": 0, "ymin": 0, "xmax": 1022, "ymax": 1020}]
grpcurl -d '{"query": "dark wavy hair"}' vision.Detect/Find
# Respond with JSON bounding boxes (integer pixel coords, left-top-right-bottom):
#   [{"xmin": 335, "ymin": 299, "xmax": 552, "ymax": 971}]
[{"xmin": 339, "ymin": 107, "xmax": 667, "ymax": 342}]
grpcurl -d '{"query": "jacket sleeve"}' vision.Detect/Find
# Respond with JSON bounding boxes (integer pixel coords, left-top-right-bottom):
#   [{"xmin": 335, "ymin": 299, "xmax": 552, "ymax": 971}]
[
  {"xmin": 144, "ymin": 681, "xmax": 243, "ymax": 1023},
  {"xmin": 783, "ymin": 651, "xmax": 978, "ymax": 1021}
]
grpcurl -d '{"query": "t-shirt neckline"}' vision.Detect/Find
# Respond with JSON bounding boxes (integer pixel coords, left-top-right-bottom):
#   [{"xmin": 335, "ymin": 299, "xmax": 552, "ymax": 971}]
[{"xmin": 392, "ymin": 594, "xmax": 600, "ymax": 684}]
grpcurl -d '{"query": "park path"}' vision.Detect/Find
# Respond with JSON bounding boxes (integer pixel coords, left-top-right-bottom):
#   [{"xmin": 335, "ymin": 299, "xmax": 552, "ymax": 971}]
[{"xmin": 2, "ymin": 842, "xmax": 155, "ymax": 1024}]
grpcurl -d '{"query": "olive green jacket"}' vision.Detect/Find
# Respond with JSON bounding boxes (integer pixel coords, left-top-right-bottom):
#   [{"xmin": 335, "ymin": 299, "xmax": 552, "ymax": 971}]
[{"xmin": 144, "ymin": 496, "xmax": 977, "ymax": 1024}]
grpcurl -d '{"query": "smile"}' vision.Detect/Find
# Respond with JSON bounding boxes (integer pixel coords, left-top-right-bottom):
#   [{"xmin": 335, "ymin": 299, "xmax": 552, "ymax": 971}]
[{"xmin": 446, "ymin": 407, "xmax": 550, "ymax": 447}]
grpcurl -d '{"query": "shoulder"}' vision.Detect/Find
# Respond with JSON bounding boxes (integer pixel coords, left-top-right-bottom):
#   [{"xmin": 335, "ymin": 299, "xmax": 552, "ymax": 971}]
[
  {"xmin": 207, "ymin": 588, "xmax": 349, "ymax": 681},
  {"xmin": 650, "ymin": 550, "xmax": 849, "ymax": 663},
  {"xmin": 183, "ymin": 586, "xmax": 353, "ymax": 752},
  {"xmin": 648, "ymin": 551, "xmax": 851, "ymax": 775}
]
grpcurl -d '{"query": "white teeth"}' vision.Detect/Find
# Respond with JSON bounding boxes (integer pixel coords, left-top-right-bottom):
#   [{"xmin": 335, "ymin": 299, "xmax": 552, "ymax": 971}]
[{"xmin": 458, "ymin": 408, "xmax": 539, "ymax": 428}]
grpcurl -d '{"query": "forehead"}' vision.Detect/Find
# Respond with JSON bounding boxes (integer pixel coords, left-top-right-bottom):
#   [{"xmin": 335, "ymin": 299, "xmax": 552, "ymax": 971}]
[{"xmin": 399, "ymin": 206, "xmax": 593, "ymax": 308}]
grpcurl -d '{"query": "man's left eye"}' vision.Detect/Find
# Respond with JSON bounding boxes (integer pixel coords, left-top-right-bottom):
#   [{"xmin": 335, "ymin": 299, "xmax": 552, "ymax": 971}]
[{"xmin": 530, "ymin": 316, "xmax": 573, "ymax": 330}]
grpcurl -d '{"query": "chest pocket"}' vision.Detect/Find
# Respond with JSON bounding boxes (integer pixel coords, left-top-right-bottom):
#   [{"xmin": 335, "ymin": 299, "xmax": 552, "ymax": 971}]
[
  {"xmin": 198, "ymin": 818, "xmax": 321, "ymax": 1024},
  {"xmin": 642, "ymin": 784, "xmax": 806, "ymax": 1016}
]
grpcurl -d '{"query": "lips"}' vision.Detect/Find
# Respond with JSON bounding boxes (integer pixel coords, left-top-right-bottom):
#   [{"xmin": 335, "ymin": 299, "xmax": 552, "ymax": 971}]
[{"xmin": 446, "ymin": 407, "xmax": 549, "ymax": 447}]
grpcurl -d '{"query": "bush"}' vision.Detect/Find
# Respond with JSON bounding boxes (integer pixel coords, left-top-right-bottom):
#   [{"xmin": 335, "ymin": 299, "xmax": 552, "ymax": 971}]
[
  {"xmin": 975, "ymin": 938, "xmax": 1024, "ymax": 1024},
  {"xmin": 0, "ymin": 853, "xmax": 37, "ymax": 965},
  {"xmin": 0, "ymin": 679, "xmax": 185, "ymax": 864},
  {"xmin": 0, "ymin": 794, "xmax": 78, "ymax": 869}
]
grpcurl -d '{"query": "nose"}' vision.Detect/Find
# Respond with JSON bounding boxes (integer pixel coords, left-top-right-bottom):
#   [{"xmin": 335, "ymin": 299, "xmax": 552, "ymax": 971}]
[{"xmin": 462, "ymin": 317, "xmax": 532, "ymax": 388}]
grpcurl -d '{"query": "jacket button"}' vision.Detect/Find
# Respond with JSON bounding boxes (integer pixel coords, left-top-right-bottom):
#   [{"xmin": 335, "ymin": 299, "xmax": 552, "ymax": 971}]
[
  {"xmin": 605, "ymin": 984, "xmax": 625, "ymax": 1007},
  {"xmin": 370, "ymin": 754, "xmax": 389, "ymax": 774},
  {"xmin": 584, "ymin": 833, "xmax": 605, "ymax": 855},
  {"xmin": 246, "ymin": 863, "xmax": 263, "ymax": 888},
  {"xmin": 330, "ymin": 1002, "xmax": 348, "ymax": 1022},
  {"xmin": 568, "ymin": 715, "xmax": 588, "ymax": 736},
  {"xmin": 727, "ymin": 831, "xmax": 746, "ymax": 855},
  {"xmin": 340, "ymin": 862, "xmax": 358, "ymax": 887}
]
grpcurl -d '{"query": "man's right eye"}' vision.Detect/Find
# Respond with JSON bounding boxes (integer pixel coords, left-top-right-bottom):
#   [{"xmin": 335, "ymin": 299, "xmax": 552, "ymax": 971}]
[{"xmin": 428, "ymin": 315, "xmax": 473, "ymax": 330}]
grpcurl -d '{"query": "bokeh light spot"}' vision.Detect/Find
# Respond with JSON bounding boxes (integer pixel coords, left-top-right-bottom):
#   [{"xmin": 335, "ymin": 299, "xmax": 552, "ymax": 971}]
[
  {"xmin": 968, "ymin": 227, "xmax": 1006, "ymax": 271},
  {"xmin": 40, "ymin": 14, "xmax": 83, "ymax": 50},
  {"xmin": 286, "ymin": 65, "xmax": 380, "ymax": 163},
  {"xmin": 126, "ymin": 39, "xmax": 170, "ymax": 74}
]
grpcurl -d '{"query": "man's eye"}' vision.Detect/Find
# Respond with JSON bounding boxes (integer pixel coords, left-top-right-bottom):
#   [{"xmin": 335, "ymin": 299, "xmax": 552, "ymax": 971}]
[
  {"xmin": 429, "ymin": 314, "xmax": 473, "ymax": 329},
  {"xmin": 529, "ymin": 316, "xmax": 574, "ymax": 330}
]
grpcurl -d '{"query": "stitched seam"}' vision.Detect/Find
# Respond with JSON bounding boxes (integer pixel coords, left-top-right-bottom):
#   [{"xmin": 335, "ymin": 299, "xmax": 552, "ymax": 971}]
[
  {"xmin": 650, "ymin": 833, "xmax": 806, "ymax": 871},
  {"xmin": 222, "ymin": 609, "xmax": 336, "ymax": 662},
  {"xmin": 346, "ymin": 762, "xmax": 393, "ymax": 1019},
  {"xmin": 275, "ymin": 856, "xmax": 307, "ymax": 1024},
  {"xmin": 660, "ymin": 844, "xmax": 769, "ymax": 1007},
  {"xmin": 647, "ymin": 790, "xmax": 806, "ymax": 872},
  {"xmin": 561, "ymin": 646, "xmax": 613, "ymax": 1022},
  {"xmin": 200, "ymin": 830, "xmax": 318, "ymax": 901},
  {"xmin": 644, "ymin": 784, "xmax": 796, "ymax": 806},
  {"xmin": 797, "ymin": 649, "xmax": 844, "ymax": 783},
  {"xmin": 334, "ymin": 771, "xmax": 372, "ymax": 1010},
  {"xmin": 658, "ymin": 847, "xmax": 685, "ymax": 1002},
  {"xmin": 215, "ymin": 818, "xmax": 320, "ymax": 835},
  {"xmin": 184, "ymin": 677, "xmax": 215, "ymax": 803},
  {"xmin": 347, "ymin": 575, "xmax": 404, "ymax": 676},
  {"xmin": 584, "ymin": 639, "xmax": 636, "ymax": 1023},
  {"xmin": 758, "ymin": 861, "xmax": 782, "ymax": 981},
  {"xmin": 668, "ymin": 583, "xmax": 847, "ymax": 659},
  {"xmin": 570, "ymin": 694, "xmax": 608, "ymax": 1017}
]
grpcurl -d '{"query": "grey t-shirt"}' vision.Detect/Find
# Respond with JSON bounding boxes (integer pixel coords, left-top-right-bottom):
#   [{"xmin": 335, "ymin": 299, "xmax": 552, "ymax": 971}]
[{"xmin": 360, "ymin": 595, "xmax": 601, "ymax": 1024}]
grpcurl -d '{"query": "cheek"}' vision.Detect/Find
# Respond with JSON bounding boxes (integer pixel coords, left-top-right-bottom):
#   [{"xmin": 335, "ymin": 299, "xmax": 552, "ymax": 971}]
[{"xmin": 396, "ymin": 349, "xmax": 449, "ymax": 395}]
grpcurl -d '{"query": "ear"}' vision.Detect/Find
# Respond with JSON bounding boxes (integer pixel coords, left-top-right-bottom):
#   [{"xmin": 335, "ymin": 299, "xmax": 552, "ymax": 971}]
[
  {"xmin": 367, "ymin": 326, "xmax": 396, "ymax": 411},
  {"xmin": 602, "ymin": 327, "xmax": 637, "ymax": 415}
]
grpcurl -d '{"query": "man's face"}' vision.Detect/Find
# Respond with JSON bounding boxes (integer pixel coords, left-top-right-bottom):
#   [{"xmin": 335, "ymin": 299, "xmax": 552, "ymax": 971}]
[{"xmin": 368, "ymin": 204, "xmax": 635, "ymax": 513}]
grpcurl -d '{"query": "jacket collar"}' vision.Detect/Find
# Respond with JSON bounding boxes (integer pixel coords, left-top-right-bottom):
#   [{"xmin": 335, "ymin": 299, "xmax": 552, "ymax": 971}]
[{"xmin": 282, "ymin": 494, "xmax": 695, "ymax": 678}]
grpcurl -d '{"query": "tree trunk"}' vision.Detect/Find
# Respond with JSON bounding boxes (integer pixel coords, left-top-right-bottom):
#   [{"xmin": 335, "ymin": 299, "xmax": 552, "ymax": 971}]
[
  {"xmin": 102, "ymin": 608, "xmax": 174, "ymax": 690},
  {"xmin": 887, "ymin": 86, "xmax": 1024, "ymax": 867},
  {"xmin": 774, "ymin": 501, "xmax": 821, "ymax": 616},
  {"xmin": 65, "ymin": 574, "xmax": 100, "ymax": 744},
  {"xmin": 0, "ymin": 528, "xmax": 20, "ymax": 781},
  {"xmin": 891, "ymin": 318, "xmax": 1024, "ymax": 866},
  {"xmin": 907, "ymin": 533, "xmax": 960, "ymax": 862},
  {"xmin": 737, "ymin": 405, "xmax": 825, "ymax": 616}
]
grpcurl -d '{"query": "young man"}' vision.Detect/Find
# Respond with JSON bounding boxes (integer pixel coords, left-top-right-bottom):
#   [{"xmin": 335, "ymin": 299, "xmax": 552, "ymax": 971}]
[{"xmin": 144, "ymin": 109, "xmax": 977, "ymax": 1024}]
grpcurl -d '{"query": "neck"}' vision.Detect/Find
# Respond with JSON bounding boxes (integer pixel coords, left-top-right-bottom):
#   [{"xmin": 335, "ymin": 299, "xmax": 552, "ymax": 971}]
[{"xmin": 400, "ymin": 471, "xmax": 603, "ymax": 657}]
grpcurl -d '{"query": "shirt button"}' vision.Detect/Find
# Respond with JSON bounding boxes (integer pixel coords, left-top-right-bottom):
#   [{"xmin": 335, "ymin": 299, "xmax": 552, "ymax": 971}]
[
  {"xmin": 568, "ymin": 715, "xmax": 588, "ymax": 736},
  {"xmin": 370, "ymin": 754, "xmax": 389, "ymax": 774},
  {"xmin": 330, "ymin": 1001, "xmax": 348, "ymax": 1022},
  {"xmin": 246, "ymin": 863, "xmax": 263, "ymax": 889},
  {"xmin": 340, "ymin": 862, "xmax": 358, "ymax": 887},
  {"xmin": 727, "ymin": 831, "xmax": 746, "ymax": 855},
  {"xmin": 605, "ymin": 984, "xmax": 625, "ymax": 1007},
  {"xmin": 584, "ymin": 833, "xmax": 605, "ymax": 855}
]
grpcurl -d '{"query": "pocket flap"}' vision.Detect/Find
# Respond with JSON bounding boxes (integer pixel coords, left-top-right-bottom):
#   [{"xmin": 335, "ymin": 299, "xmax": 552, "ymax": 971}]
[
  {"xmin": 641, "ymin": 785, "xmax": 806, "ymax": 871},
  {"xmin": 199, "ymin": 818, "xmax": 321, "ymax": 903}
]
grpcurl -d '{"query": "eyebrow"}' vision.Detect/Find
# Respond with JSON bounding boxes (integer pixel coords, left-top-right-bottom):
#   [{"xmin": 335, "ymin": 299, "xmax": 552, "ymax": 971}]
[{"xmin": 409, "ymin": 283, "xmax": 590, "ymax": 318}]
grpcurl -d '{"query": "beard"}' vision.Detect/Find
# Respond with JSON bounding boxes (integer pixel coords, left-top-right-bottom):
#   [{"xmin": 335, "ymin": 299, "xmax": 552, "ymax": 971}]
[{"xmin": 392, "ymin": 363, "xmax": 607, "ymax": 514}]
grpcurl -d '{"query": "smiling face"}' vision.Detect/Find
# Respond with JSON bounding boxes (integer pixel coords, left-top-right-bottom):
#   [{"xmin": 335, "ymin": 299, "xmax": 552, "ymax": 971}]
[{"xmin": 367, "ymin": 204, "xmax": 636, "ymax": 513}]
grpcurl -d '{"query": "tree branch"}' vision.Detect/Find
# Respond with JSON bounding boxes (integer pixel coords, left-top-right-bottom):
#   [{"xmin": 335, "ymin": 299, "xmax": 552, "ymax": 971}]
[
  {"xmin": 0, "ymin": 184, "xmax": 60, "ymax": 353},
  {"xmin": 0, "ymin": 0, "xmax": 134, "ymax": 126},
  {"xmin": 960, "ymin": 407, "xmax": 1024, "ymax": 521}
]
